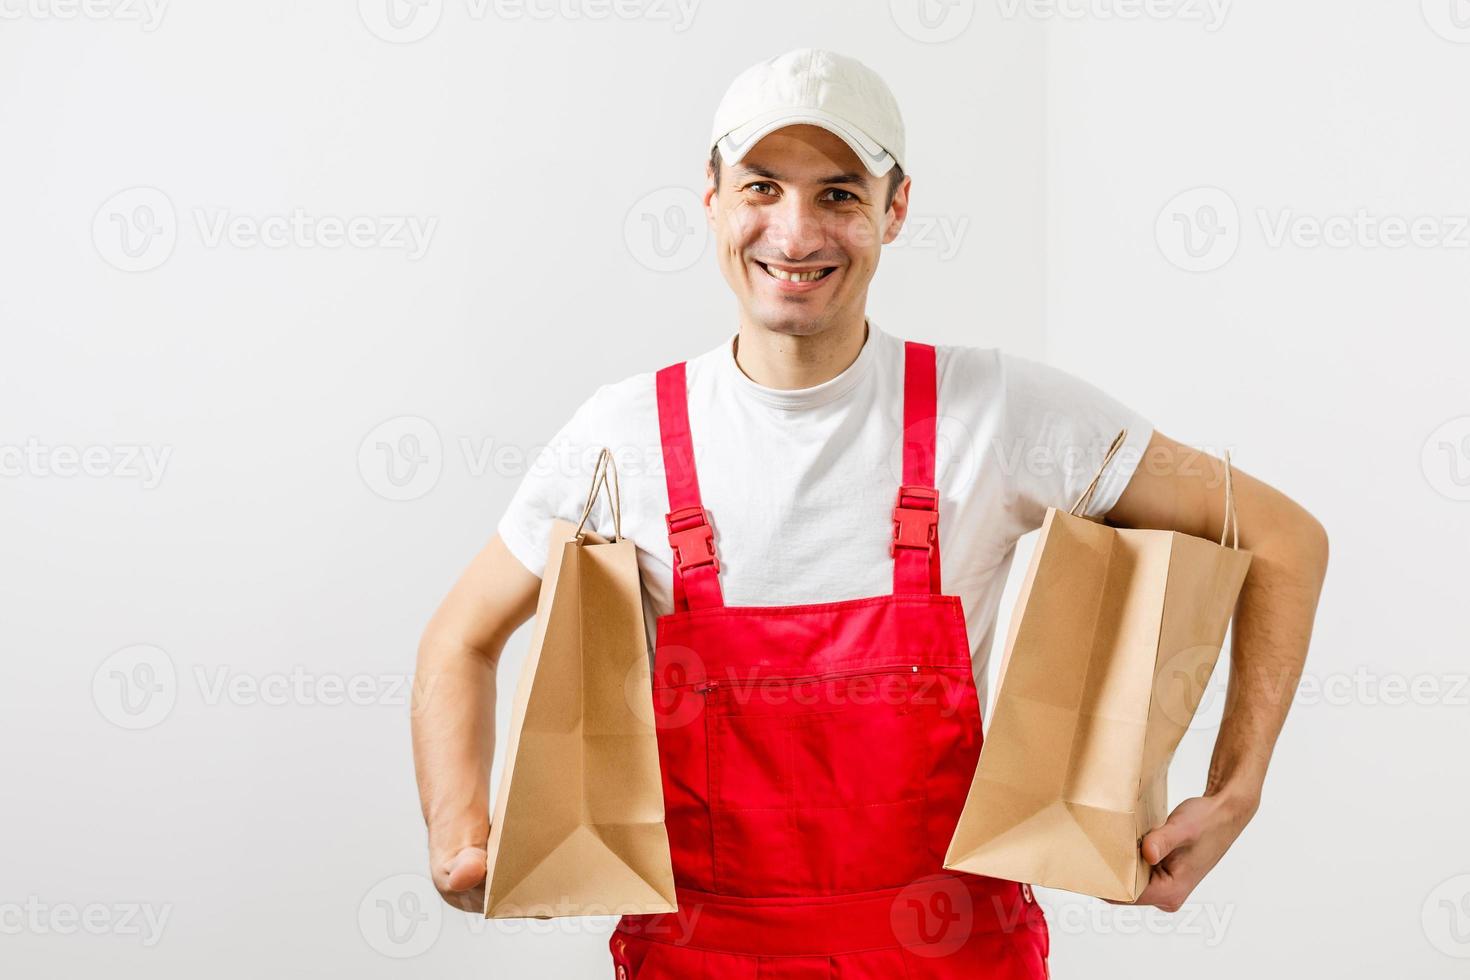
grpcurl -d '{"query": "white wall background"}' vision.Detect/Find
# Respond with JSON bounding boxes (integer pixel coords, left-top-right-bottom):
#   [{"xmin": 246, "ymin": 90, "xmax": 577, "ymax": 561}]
[{"xmin": 1, "ymin": 2, "xmax": 1464, "ymax": 977}]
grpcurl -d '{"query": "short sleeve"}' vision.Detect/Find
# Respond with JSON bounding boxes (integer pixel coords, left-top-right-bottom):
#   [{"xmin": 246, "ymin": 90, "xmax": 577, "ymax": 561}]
[
  {"xmin": 998, "ymin": 351, "xmax": 1153, "ymax": 528},
  {"xmin": 495, "ymin": 385, "xmax": 610, "ymax": 578}
]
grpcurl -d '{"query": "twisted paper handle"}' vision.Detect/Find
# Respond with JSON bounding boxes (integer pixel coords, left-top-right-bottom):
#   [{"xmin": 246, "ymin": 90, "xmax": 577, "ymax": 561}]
[
  {"xmin": 573, "ymin": 447, "xmax": 623, "ymax": 542},
  {"xmin": 1068, "ymin": 429, "xmax": 1129, "ymax": 518},
  {"xmin": 1219, "ymin": 449, "xmax": 1238, "ymax": 549}
]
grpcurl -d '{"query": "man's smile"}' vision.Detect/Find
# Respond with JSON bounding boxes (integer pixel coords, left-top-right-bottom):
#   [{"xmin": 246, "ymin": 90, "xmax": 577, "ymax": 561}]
[{"xmin": 754, "ymin": 260, "xmax": 839, "ymax": 291}]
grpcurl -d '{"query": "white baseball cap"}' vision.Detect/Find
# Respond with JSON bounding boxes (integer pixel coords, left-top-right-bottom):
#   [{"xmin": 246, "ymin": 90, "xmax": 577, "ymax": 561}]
[{"xmin": 709, "ymin": 48, "xmax": 905, "ymax": 179}]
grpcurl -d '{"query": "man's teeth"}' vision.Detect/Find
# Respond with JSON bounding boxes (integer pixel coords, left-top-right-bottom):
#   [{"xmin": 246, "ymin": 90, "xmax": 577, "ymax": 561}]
[{"xmin": 762, "ymin": 264, "xmax": 832, "ymax": 282}]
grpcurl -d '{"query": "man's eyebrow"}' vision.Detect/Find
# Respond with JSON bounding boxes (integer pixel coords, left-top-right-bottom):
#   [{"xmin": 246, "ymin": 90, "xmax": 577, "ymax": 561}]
[{"xmin": 735, "ymin": 164, "xmax": 867, "ymax": 186}]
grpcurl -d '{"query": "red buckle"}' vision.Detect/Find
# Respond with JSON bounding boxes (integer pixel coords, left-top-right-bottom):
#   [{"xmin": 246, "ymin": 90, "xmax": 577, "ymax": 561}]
[
  {"xmin": 890, "ymin": 485, "xmax": 939, "ymax": 557},
  {"xmin": 666, "ymin": 505, "xmax": 719, "ymax": 575}
]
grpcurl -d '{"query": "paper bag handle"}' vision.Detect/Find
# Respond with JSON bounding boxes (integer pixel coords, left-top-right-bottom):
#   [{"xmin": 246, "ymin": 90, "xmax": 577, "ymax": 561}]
[
  {"xmin": 1219, "ymin": 449, "xmax": 1239, "ymax": 550},
  {"xmin": 574, "ymin": 447, "xmax": 623, "ymax": 543},
  {"xmin": 1068, "ymin": 429, "xmax": 1129, "ymax": 518}
]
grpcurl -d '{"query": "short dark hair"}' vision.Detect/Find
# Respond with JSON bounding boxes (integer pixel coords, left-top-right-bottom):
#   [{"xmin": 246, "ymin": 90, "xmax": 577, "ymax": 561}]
[{"xmin": 709, "ymin": 144, "xmax": 906, "ymax": 213}]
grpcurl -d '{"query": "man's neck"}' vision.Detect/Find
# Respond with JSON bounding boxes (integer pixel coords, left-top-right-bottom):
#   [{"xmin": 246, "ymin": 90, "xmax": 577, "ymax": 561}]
[{"xmin": 731, "ymin": 315, "xmax": 869, "ymax": 390}]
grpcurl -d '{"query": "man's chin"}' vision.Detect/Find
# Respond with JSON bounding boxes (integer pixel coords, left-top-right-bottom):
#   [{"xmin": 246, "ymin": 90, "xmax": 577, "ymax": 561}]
[{"xmin": 745, "ymin": 304, "xmax": 835, "ymax": 337}]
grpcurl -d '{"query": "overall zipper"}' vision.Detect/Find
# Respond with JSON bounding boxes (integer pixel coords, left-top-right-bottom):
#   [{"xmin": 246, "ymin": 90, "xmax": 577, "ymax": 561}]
[{"xmin": 692, "ymin": 663, "xmax": 931, "ymax": 695}]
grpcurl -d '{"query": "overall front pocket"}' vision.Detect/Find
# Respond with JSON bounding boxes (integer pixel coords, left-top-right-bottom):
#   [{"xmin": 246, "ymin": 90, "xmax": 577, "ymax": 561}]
[{"xmin": 702, "ymin": 668, "xmax": 931, "ymax": 896}]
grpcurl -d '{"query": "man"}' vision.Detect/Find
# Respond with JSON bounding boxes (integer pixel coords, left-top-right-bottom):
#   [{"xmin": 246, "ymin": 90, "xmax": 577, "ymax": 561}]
[{"xmin": 411, "ymin": 48, "xmax": 1329, "ymax": 977}]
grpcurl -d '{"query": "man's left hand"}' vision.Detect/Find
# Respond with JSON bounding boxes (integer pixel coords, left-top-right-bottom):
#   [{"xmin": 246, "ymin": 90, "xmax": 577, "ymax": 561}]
[{"xmin": 1109, "ymin": 791, "xmax": 1258, "ymax": 912}]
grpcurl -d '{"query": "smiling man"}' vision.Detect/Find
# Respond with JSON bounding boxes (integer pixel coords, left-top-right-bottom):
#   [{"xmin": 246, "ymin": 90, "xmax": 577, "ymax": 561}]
[{"xmin": 411, "ymin": 48, "xmax": 1328, "ymax": 978}]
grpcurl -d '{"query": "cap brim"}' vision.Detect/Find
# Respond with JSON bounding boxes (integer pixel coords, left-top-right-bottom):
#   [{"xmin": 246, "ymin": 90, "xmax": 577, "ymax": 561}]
[{"xmin": 716, "ymin": 108, "xmax": 896, "ymax": 177}]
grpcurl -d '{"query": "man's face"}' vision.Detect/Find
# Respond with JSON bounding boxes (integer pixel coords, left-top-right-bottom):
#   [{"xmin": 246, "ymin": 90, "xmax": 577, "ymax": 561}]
[{"xmin": 705, "ymin": 124, "xmax": 910, "ymax": 338}]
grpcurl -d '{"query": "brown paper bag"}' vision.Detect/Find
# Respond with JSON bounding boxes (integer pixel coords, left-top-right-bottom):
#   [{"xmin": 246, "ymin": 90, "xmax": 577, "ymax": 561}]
[
  {"xmin": 484, "ymin": 449, "xmax": 677, "ymax": 918},
  {"xmin": 943, "ymin": 431, "xmax": 1253, "ymax": 901}
]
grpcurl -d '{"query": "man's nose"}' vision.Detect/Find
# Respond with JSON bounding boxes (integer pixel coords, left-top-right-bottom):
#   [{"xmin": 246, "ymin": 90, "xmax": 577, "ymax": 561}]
[{"xmin": 766, "ymin": 197, "xmax": 827, "ymax": 259}]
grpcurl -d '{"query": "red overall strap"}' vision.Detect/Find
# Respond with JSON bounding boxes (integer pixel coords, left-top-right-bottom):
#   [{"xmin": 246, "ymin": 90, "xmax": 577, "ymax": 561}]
[
  {"xmin": 656, "ymin": 361, "xmax": 724, "ymax": 612},
  {"xmin": 892, "ymin": 341, "xmax": 943, "ymax": 595}
]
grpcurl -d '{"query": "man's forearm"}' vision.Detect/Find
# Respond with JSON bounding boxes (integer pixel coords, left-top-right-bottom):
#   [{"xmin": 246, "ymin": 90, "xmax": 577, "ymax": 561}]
[
  {"xmin": 412, "ymin": 534, "xmax": 539, "ymax": 909},
  {"xmin": 1205, "ymin": 503, "xmax": 1329, "ymax": 812},
  {"xmin": 411, "ymin": 630, "xmax": 500, "ymax": 854}
]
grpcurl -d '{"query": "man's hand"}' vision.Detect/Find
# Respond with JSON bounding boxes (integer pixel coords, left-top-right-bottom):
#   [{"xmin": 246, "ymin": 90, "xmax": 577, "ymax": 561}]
[
  {"xmin": 1112, "ymin": 791, "xmax": 1259, "ymax": 912},
  {"xmin": 433, "ymin": 843, "xmax": 489, "ymax": 914}
]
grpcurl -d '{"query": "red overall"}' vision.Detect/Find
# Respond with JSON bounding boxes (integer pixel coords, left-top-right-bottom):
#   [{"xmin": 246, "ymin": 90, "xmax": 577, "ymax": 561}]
[{"xmin": 610, "ymin": 341, "xmax": 1050, "ymax": 979}]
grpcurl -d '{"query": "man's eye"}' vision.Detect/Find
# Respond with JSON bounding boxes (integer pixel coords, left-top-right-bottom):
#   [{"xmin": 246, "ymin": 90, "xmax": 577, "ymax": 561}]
[
  {"xmin": 825, "ymin": 189, "xmax": 858, "ymax": 203},
  {"xmin": 746, "ymin": 182, "xmax": 776, "ymax": 196}
]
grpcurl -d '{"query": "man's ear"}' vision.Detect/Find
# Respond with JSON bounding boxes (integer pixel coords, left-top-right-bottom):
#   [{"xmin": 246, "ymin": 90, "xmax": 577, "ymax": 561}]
[
  {"xmin": 881, "ymin": 174, "xmax": 912, "ymax": 245},
  {"xmin": 704, "ymin": 159, "xmax": 719, "ymax": 224}
]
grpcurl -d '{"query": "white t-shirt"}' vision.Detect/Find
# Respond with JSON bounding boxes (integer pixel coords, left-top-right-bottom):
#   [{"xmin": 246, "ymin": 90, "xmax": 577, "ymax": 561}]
[{"xmin": 497, "ymin": 318, "xmax": 1153, "ymax": 703}]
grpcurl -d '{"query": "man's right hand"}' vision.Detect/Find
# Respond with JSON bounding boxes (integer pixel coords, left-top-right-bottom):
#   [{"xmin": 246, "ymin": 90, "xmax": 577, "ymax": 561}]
[{"xmin": 433, "ymin": 843, "xmax": 490, "ymax": 913}]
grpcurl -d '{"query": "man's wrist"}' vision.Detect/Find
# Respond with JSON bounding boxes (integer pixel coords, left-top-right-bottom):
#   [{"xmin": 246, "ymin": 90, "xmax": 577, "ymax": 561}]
[
  {"xmin": 1206, "ymin": 779, "xmax": 1262, "ymax": 823},
  {"xmin": 427, "ymin": 808, "xmax": 490, "ymax": 857}
]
